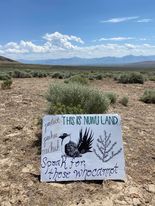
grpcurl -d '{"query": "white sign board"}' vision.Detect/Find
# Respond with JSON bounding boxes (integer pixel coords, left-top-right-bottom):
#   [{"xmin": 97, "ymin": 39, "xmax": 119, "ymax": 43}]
[{"xmin": 41, "ymin": 114, "xmax": 125, "ymax": 182}]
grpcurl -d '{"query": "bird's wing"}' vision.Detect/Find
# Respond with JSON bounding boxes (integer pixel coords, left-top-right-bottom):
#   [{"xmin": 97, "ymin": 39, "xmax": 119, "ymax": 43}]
[{"xmin": 77, "ymin": 128, "xmax": 94, "ymax": 154}]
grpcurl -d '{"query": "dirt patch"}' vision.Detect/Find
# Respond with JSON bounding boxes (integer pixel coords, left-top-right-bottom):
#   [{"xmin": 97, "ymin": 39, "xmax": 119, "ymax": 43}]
[{"xmin": 0, "ymin": 78, "xmax": 155, "ymax": 206}]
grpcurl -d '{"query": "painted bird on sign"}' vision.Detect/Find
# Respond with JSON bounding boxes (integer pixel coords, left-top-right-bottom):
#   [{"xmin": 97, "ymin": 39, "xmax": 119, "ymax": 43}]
[{"xmin": 59, "ymin": 128, "xmax": 94, "ymax": 158}]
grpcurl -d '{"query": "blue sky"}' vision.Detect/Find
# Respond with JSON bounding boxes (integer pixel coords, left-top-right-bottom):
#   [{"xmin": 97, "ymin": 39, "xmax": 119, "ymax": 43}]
[{"xmin": 0, "ymin": 0, "xmax": 155, "ymax": 60}]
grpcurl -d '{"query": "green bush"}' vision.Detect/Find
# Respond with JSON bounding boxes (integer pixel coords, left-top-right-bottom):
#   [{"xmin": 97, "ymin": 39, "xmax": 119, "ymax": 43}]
[
  {"xmin": 88, "ymin": 76, "xmax": 94, "ymax": 80},
  {"xmin": 64, "ymin": 75, "xmax": 89, "ymax": 85},
  {"xmin": 149, "ymin": 76, "xmax": 155, "ymax": 81},
  {"xmin": 30, "ymin": 71, "xmax": 47, "ymax": 78},
  {"xmin": 0, "ymin": 73, "xmax": 11, "ymax": 80},
  {"xmin": 105, "ymin": 92, "xmax": 117, "ymax": 104},
  {"xmin": 140, "ymin": 90, "xmax": 155, "ymax": 104},
  {"xmin": 52, "ymin": 72, "xmax": 64, "ymax": 79},
  {"xmin": 1, "ymin": 79, "xmax": 13, "ymax": 89},
  {"xmin": 103, "ymin": 73, "xmax": 113, "ymax": 78},
  {"xmin": 63, "ymin": 72, "xmax": 73, "ymax": 79},
  {"xmin": 87, "ymin": 73, "xmax": 103, "ymax": 80},
  {"xmin": 12, "ymin": 70, "xmax": 32, "ymax": 78},
  {"xmin": 118, "ymin": 72, "xmax": 144, "ymax": 84},
  {"xmin": 46, "ymin": 83, "xmax": 110, "ymax": 114},
  {"xmin": 113, "ymin": 74, "xmax": 120, "ymax": 81},
  {"xmin": 95, "ymin": 74, "xmax": 103, "ymax": 80},
  {"xmin": 49, "ymin": 103, "xmax": 84, "ymax": 114},
  {"xmin": 120, "ymin": 96, "xmax": 129, "ymax": 106}
]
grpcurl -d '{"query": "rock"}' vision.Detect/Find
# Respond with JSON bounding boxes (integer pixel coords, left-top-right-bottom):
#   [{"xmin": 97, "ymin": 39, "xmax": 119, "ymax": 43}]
[
  {"xmin": 1, "ymin": 201, "xmax": 12, "ymax": 206},
  {"xmin": 7, "ymin": 132, "xmax": 21, "ymax": 137},
  {"xmin": 0, "ymin": 158, "xmax": 10, "ymax": 165},
  {"xmin": 102, "ymin": 198, "xmax": 113, "ymax": 206},
  {"xmin": 10, "ymin": 195, "xmax": 17, "ymax": 204},
  {"xmin": 50, "ymin": 183, "xmax": 65, "ymax": 188},
  {"xmin": 109, "ymin": 182, "xmax": 124, "ymax": 191},
  {"xmin": 150, "ymin": 196, "xmax": 155, "ymax": 205},
  {"xmin": 114, "ymin": 200, "xmax": 127, "ymax": 205},
  {"xmin": 22, "ymin": 164, "xmax": 35, "ymax": 173},
  {"xmin": 133, "ymin": 198, "xmax": 141, "ymax": 206},
  {"xmin": 148, "ymin": 184, "xmax": 155, "ymax": 193},
  {"xmin": 128, "ymin": 187, "xmax": 139, "ymax": 195},
  {"xmin": 27, "ymin": 180, "xmax": 34, "ymax": 187},
  {"xmin": 81, "ymin": 199, "xmax": 85, "ymax": 204},
  {"xmin": 11, "ymin": 95, "xmax": 22, "ymax": 103},
  {"xmin": 124, "ymin": 126, "xmax": 130, "ymax": 130},
  {"xmin": 13, "ymin": 125, "xmax": 23, "ymax": 130}
]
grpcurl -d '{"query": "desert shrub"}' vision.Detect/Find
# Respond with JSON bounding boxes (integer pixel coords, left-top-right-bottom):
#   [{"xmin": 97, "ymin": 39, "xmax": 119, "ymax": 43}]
[
  {"xmin": 120, "ymin": 96, "xmax": 129, "ymax": 106},
  {"xmin": 104, "ymin": 92, "xmax": 117, "ymax": 104},
  {"xmin": 63, "ymin": 72, "xmax": 73, "ymax": 79},
  {"xmin": 30, "ymin": 71, "xmax": 38, "ymax": 77},
  {"xmin": 0, "ymin": 73, "xmax": 11, "ymax": 80},
  {"xmin": 30, "ymin": 71, "xmax": 47, "ymax": 78},
  {"xmin": 87, "ymin": 73, "xmax": 103, "ymax": 80},
  {"xmin": 140, "ymin": 90, "xmax": 155, "ymax": 104},
  {"xmin": 52, "ymin": 72, "xmax": 64, "ymax": 79},
  {"xmin": 64, "ymin": 75, "xmax": 89, "ymax": 85},
  {"xmin": 1, "ymin": 79, "xmax": 13, "ymax": 89},
  {"xmin": 149, "ymin": 76, "xmax": 155, "ymax": 81},
  {"xmin": 46, "ymin": 83, "xmax": 110, "ymax": 114},
  {"xmin": 113, "ymin": 74, "xmax": 121, "ymax": 81},
  {"xmin": 118, "ymin": 72, "xmax": 144, "ymax": 84},
  {"xmin": 118, "ymin": 74, "xmax": 129, "ymax": 83},
  {"xmin": 88, "ymin": 76, "xmax": 94, "ymax": 80},
  {"xmin": 104, "ymin": 73, "xmax": 113, "ymax": 78},
  {"xmin": 12, "ymin": 70, "xmax": 32, "ymax": 78},
  {"xmin": 95, "ymin": 74, "xmax": 103, "ymax": 80},
  {"xmin": 49, "ymin": 103, "xmax": 84, "ymax": 114}
]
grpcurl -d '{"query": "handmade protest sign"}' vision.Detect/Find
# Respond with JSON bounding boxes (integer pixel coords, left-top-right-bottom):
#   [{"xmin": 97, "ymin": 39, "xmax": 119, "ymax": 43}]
[{"xmin": 41, "ymin": 114, "xmax": 125, "ymax": 182}]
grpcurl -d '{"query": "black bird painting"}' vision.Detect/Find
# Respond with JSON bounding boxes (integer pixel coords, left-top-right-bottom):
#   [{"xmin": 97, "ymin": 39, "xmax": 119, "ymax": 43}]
[{"xmin": 59, "ymin": 128, "xmax": 94, "ymax": 158}]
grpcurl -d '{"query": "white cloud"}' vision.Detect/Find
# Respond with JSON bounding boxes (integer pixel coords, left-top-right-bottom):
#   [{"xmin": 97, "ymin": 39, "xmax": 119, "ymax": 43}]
[
  {"xmin": 8, "ymin": 43, "xmax": 155, "ymax": 60},
  {"xmin": 1, "ymin": 32, "xmax": 155, "ymax": 60},
  {"xmin": 101, "ymin": 16, "xmax": 139, "ymax": 23},
  {"xmin": 19, "ymin": 40, "xmax": 48, "ymax": 53},
  {"xmin": 70, "ymin": 43, "xmax": 155, "ymax": 58},
  {"xmin": 1, "ymin": 32, "xmax": 84, "ymax": 55},
  {"xmin": 4, "ymin": 42, "xmax": 19, "ymax": 50},
  {"xmin": 139, "ymin": 38, "xmax": 147, "ymax": 41},
  {"xmin": 3, "ymin": 40, "xmax": 48, "ymax": 54},
  {"xmin": 0, "ymin": 45, "xmax": 3, "ymax": 54},
  {"xmin": 93, "ymin": 36, "xmax": 148, "ymax": 43},
  {"xmin": 137, "ymin": 19, "xmax": 152, "ymax": 23},
  {"xmin": 98, "ymin": 37, "xmax": 134, "ymax": 41},
  {"xmin": 0, "ymin": 32, "xmax": 84, "ymax": 56},
  {"xmin": 124, "ymin": 43, "xmax": 136, "ymax": 49},
  {"xmin": 0, "ymin": 51, "xmax": 4, "ymax": 54},
  {"xmin": 42, "ymin": 32, "xmax": 84, "ymax": 49}
]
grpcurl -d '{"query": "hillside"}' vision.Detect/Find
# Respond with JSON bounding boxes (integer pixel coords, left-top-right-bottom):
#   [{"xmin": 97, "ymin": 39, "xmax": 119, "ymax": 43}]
[
  {"xmin": 128, "ymin": 61, "xmax": 155, "ymax": 68},
  {"xmin": 0, "ymin": 55, "xmax": 18, "ymax": 63}
]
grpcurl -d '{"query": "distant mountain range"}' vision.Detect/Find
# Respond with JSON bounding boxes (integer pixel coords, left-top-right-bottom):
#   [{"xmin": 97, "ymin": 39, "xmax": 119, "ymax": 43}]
[
  {"xmin": 19, "ymin": 55, "xmax": 155, "ymax": 66},
  {"xmin": 1, "ymin": 55, "xmax": 155, "ymax": 67}
]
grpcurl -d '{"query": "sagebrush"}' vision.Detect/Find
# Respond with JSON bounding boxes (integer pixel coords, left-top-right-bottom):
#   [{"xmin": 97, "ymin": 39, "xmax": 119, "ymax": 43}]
[
  {"xmin": 140, "ymin": 90, "xmax": 155, "ymax": 104},
  {"xmin": 46, "ymin": 83, "xmax": 111, "ymax": 114},
  {"xmin": 104, "ymin": 92, "xmax": 117, "ymax": 104},
  {"xmin": 118, "ymin": 72, "xmax": 144, "ymax": 84},
  {"xmin": 120, "ymin": 96, "xmax": 129, "ymax": 106},
  {"xmin": 64, "ymin": 75, "xmax": 89, "ymax": 85},
  {"xmin": 1, "ymin": 79, "xmax": 13, "ymax": 89}
]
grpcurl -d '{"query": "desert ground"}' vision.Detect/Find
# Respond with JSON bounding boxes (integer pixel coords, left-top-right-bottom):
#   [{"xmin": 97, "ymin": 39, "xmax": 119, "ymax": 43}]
[{"xmin": 0, "ymin": 78, "xmax": 155, "ymax": 206}]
